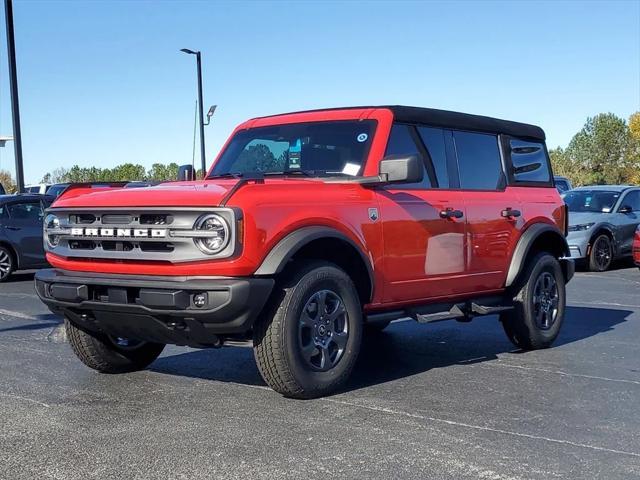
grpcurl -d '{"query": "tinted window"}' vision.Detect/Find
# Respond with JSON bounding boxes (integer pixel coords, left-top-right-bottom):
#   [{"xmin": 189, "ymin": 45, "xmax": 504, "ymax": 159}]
[
  {"xmin": 555, "ymin": 180, "xmax": 570, "ymax": 192},
  {"xmin": 453, "ymin": 131, "xmax": 503, "ymax": 190},
  {"xmin": 384, "ymin": 124, "xmax": 430, "ymax": 189},
  {"xmin": 563, "ymin": 190, "xmax": 620, "ymax": 213},
  {"xmin": 417, "ymin": 127, "xmax": 449, "ymax": 188},
  {"xmin": 621, "ymin": 191, "xmax": 640, "ymax": 212},
  {"xmin": 211, "ymin": 121, "xmax": 375, "ymax": 177},
  {"xmin": 7, "ymin": 202, "xmax": 43, "ymax": 221},
  {"xmin": 510, "ymin": 139, "xmax": 551, "ymax": 183}
]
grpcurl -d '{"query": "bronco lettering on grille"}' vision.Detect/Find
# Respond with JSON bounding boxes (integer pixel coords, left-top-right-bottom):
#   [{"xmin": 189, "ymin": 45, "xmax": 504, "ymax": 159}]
[{"xmin": 70, "ymin": 228, "xmax": 167, "ymax": 238}]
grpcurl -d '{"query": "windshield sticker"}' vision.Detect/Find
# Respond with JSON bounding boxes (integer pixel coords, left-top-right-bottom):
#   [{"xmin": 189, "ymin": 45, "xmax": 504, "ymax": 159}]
[
  {"xmin": 288, "ymin": 138, "xmax": 302, "ymax": 169},
  {"xmin": 356, "ymin": 133, "xmax": 368, "ymax": 143},
  {"xmin": 342, "ymin": 162, "xmax": 360, "ymax": 176}
]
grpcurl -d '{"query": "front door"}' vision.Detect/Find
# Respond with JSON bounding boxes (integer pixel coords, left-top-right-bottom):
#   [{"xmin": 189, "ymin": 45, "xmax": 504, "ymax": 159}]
[{"xmin": 378, "ymin": 124, "xmax": 468, "ymax": 304}]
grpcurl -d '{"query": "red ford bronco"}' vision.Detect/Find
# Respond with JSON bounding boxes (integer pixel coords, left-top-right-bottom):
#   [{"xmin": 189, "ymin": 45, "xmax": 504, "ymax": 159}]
[
  {"xmin": 633, "ymin": 226, "xmax": 640, "ymax": 269},
  {"xmin": 36, "ymin": 106, "xmax": 574, "ymax": 398}
]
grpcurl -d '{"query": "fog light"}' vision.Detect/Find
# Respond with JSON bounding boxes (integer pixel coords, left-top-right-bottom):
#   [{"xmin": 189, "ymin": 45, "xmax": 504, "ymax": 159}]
[{"xmin": 193, "ymin": 293, "xmax": 207, "ymax": 308}]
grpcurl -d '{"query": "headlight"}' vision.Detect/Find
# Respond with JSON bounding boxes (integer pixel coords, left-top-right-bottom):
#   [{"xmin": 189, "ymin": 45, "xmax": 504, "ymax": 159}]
[
  {"xmin": 193, "ymin": 214, "xmax": 230, "ymax": 254},
  {"xmin": 568, "ymin": 222, "xmax": 595, "ymax": 232},
  {"xmin": 44, "ymin": 214, "xmax": 60, "ymax": 248}
]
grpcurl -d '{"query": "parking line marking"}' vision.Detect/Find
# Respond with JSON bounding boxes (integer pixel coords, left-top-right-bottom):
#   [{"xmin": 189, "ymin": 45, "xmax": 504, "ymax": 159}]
[
  {"xmin": 323, "ymin": 397, "xmax": 640, "ymax": 458},
  {"xmin": 0, "ymin": 392, "xmax": 51, "ymax": 408},
  {"xmin": 0, "ymin": 308, "xmax": 37, "ymax": 321},
  {"xmin": 571, "ymin": 300, "xmax": 640, "ymax": 310},
  {"xmin": 484, "ymin": 362, "xmax": 640, "ymax": 386}
]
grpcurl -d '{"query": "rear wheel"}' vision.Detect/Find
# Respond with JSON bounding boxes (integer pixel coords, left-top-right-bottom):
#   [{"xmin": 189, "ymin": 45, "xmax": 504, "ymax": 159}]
[
  {"xmin": 0, "ymin": 246, "xmax": 15, "ymax": 282},
  {"xmin": 500, "ymin": 252, "xmax": 566, "ymax": 350},
  {"xmin": 589, "ymin": 234, "xmax": 613, "ymax": 272},
  {"xmin": 65, "ymin": 318, "xmax": 165, "ymax": 373},
  {"xmin": 253, "ymin": 261, "xmax": 363, "ymax": 399}
]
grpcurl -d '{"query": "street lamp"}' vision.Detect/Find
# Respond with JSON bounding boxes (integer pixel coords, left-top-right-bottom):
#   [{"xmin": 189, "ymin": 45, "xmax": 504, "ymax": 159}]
[{"xmin": 181, "ymin": 48, "xmax": 207, "ymax": 178}]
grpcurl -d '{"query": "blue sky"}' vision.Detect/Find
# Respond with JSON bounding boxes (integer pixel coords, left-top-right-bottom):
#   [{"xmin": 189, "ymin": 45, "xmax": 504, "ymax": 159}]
[{"xmin": 0, "ymin": 0, "xmax": 638, "ymax": 183}]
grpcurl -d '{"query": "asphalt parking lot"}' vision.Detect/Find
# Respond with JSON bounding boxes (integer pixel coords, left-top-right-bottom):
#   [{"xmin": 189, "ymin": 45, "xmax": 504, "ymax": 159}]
[{"xmin": 1, "ymin": 265, "xmax": 639, "ymax": 480}]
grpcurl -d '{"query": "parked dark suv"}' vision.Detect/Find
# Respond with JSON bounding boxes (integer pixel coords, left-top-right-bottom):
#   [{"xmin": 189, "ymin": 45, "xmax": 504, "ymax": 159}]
[{"xmin": 0, "ymin": 194, "xmax": 53, "ymax": 281}]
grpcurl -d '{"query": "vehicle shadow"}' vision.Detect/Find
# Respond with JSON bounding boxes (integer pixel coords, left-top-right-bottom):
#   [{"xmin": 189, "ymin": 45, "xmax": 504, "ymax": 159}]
[
  {"xmin": 0, "ymin": 314, "xmax": 61, "ymax": 334},
  {"xmin": 3, "ymin": 271, "xmax": 36, "ymax": 282},
  {"xmin": 148, "ymin": 305, "xmax": 633, "ymax": 393}
]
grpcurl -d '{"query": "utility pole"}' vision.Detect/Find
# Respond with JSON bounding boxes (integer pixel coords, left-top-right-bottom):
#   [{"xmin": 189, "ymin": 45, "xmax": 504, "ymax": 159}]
[{"xmin": 4, "ymin": 0, "xmax": 25, "ymax": 192}]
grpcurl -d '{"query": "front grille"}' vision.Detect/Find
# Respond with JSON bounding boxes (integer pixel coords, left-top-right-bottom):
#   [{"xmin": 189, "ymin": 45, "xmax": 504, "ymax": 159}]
[{"xmin": 45, "ymin": 207, "xmax": 237, "ymax": 263}]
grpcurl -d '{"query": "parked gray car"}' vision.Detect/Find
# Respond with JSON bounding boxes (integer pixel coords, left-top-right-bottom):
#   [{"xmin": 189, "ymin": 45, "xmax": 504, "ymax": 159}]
[
  {"xmin": 563, "ymin": 185, "xmax": 640, "ymax": 271},
  {"xmin": 0, "ymin": 194, "xmax": 54, "ymax": 281}
]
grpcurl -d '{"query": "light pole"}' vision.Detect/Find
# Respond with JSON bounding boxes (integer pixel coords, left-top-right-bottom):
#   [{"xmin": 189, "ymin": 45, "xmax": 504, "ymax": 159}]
[
  {"xmin": 4, "ymin": 0, "xmax": 24, "ymax": 192},
  {"xmin": 181, "ymin": 48, "xmax": 206, "ymax": 178}
]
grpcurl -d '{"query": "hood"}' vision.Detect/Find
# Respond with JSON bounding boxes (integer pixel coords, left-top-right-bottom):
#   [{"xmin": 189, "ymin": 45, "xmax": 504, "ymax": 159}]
[
  {"xmin": 52, "ymin": 181, "xmax": 237, "ymax": 209},
  {"xmin": 568, "ymin": 211, "xmax": 609, "ymax": 226}
]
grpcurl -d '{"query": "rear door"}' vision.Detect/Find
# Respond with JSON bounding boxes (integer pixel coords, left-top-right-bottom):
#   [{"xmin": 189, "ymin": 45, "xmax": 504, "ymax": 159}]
[
  {"xmin": 377, "ymin": 124, "xmax": 468, "ymax": 304},
  {"xmin": 4, "ymin": 200, "xmax": 47, "ymax": 267},
  {"xmin": 452, "ymin": 130, "xmax": 523, "ymax": 292}
]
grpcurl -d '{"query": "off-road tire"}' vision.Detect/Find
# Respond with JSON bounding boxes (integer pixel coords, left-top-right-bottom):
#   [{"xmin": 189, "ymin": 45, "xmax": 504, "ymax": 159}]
[
  {"xmin": 500, "ymin": 252, "xmax": 566, "ymax": 350},
  {"xmin": 0, "ymin": 245, "xmax": 15, "ymax": 282},
  {"xmin": 65, "ymin": 318, "xmax": 165, "ymax": 373},
  {"xmin": 588, "ymin": 234, "xmax": 613, "ymax": 272},
  {"xmin": 253, "ymin": 261, "xmax": 363, "ymax": 399}
]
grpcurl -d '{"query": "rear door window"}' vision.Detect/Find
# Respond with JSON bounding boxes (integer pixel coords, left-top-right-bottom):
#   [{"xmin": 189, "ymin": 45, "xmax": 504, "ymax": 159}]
[
  {"xmin": 385, "ymin": 124, "xmax": 431, "ymax": 189},
  {"xmin": 453, "ymin": 131, "xmax": 503, "ymax": 190}
]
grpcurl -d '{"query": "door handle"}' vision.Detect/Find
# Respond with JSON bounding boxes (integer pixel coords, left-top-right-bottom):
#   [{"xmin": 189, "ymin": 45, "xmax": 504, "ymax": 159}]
[
  {"xmin": 439, "ymin": 208, "xmax": 464, "ymax": 219},
  {"xmin": 501, "ymin": 208, "xmax": 521, "ymax": 219},
  {"xmin": 4, "ymin": 226, "xmax": 21, "ymax": 231}
]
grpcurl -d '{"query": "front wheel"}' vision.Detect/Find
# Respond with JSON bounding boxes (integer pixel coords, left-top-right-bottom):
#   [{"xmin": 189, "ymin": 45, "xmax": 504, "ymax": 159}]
[
  {"xmin": 253, "ymin": 261, "xmax": 363, "ymax": 399},
  {"xmin": 589, "ymin": 234, "xmax": 613, "ymax": 272},
  {"xmin": 500, "ymin": 253, "xmax": 566, "ymax": 350},
  {"xmin": 65, "ymin": 318, "xmax": 165, "ymax": 373}
]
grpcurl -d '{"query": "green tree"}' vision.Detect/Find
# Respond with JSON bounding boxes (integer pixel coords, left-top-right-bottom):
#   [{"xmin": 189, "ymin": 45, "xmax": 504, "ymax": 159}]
[
  {"xmin": 564, "ymin": 113, "xmax": 632, "ymax": 185},
  {"xmin": 147, "ymin": 162, "xmax": 179, "ymax": 181}
]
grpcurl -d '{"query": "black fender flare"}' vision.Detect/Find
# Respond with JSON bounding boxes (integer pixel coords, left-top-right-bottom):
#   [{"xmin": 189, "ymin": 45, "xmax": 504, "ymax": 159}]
[
  {"xmin": 505, "ymin": 223, "xmax": 570, "ymax": 288},
  {"xmin": 254, "ymin": 226, "xmax": 375, "ymax": 299}
]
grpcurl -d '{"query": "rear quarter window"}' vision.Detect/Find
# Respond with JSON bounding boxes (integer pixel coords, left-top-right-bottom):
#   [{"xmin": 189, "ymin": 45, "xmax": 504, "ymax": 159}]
[{"xmin": 507, "ymin": 138, "xmax": 552, "ymax": 185}]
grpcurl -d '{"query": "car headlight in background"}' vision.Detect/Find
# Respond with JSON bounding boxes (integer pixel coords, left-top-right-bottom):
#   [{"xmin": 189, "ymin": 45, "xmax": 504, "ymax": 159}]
[
  {"xmin": 44, "ymin": 214, "xmax": 60, "ymax": 248},
  {"xmin": 568, "ymin": 222, "xmax": 595, "ymax": 232},
  {"xmin": 193, "ymin": 214, "xmax": 230, "ymax": 254}
]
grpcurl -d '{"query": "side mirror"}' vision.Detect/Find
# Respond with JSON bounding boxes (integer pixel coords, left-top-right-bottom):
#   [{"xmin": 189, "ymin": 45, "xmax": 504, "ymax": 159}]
[
  {"xmin": 379, "ymin": 155, "xmax": 423, "ymax": 184},
  {"xmin": 178, "ymin": 164, "xmax": 195, "ymax": 181},
  {"xmin": 619, "ymin": 205, "xmax": 633, "ymax": 214}
]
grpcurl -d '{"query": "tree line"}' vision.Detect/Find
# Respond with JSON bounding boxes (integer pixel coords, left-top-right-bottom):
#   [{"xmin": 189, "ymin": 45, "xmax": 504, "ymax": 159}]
[
  {"xmin": 549, "ymin": 112, "xmax": 639, "ymax": 186},
  {"xmin": 1, "ymin": 111, "xmax": 638, "ymax": 194}
]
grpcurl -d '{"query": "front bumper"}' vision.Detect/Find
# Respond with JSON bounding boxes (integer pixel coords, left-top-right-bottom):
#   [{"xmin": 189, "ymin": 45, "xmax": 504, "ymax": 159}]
[
  {"xmin": 565, "ymin": 231, "xmax": 591, "ymax": 259},
  {"xmin": 35, "ymin": 269, "xmax": 274, "ymax": 348}
]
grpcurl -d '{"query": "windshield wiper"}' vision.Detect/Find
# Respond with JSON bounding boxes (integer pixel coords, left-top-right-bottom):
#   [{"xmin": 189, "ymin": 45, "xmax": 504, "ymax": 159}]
[
  {"xmin": 263, "ymin": 170, "xmax": 319, "ymax": 177},
  {"xmin": 208, "ymin": 172, "xmax": 244, "ymax": 179}
]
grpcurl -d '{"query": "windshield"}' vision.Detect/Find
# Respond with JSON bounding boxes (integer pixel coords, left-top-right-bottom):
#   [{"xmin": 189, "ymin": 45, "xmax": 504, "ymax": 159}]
[
  {"xmin": 563, "ymin": 190, "xmax": 620, "ymax": 213},
  {"xmin": 209, "ymin": 120, "xmax": 376, "ymax": 178},
  {"xmin": 46, "ymin": 185, "xmax": 68, "ymax": 197}
]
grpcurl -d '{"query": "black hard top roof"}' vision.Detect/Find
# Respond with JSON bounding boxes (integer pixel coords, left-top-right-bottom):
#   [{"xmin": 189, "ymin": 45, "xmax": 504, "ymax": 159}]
[{"xmin": 256, "ymin": 105, "xmax": 546, "ymax": 141}]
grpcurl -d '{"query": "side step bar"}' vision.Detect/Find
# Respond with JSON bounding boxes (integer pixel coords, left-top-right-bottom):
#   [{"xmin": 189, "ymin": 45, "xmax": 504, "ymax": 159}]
[{"xmin": 411, "ymin": 302, "xmax": 513, "ymax": 324}]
